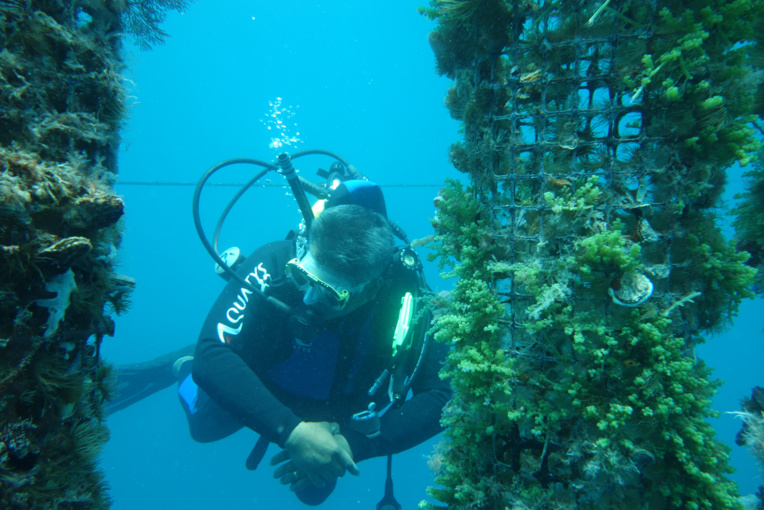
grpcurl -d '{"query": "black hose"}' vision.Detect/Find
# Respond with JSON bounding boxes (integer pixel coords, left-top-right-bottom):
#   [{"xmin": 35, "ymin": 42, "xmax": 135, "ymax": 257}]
[
  {"xmin": 213, "ymin": 167, "xmax": 271, "ymax": 253},
  {"xmin": 299, "ymin": 176, "xmax": 329, "ymax": 199},
  {"xmin": 277, "ymin": 153, "xmax": 315, "ymax": 229},
  {"xmin": 290, "ymin": 149, "xmax": 369, "ymax": 181},
  {"xmin": 192, "ymin": 158, "xmax": 292, "ymax": 314},
  {"xmin": 193, "ymin": 150, "xmax": 365, "ymax": 312}
]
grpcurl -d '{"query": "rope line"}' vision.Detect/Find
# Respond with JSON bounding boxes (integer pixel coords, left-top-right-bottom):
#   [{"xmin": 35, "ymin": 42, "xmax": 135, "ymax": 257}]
[{"xmin": 115, "ymin": 181, "xmax": 444, "ymax": 188}]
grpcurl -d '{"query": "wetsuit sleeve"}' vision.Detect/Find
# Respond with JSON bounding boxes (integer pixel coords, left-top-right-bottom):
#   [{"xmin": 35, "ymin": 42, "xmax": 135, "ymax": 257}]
[
  {"xmin": 191, "ymin": 243, "xmax": 302, "ymax": 448},
  {"xmin": 344, "ymin": 337, "xmax": 452, "ymax": 462}
]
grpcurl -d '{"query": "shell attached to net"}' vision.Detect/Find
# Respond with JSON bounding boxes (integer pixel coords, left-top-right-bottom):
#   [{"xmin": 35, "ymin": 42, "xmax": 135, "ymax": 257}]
[{"xmin": 608, "ymin": 271, "xmax": 653, "ymax": 307}]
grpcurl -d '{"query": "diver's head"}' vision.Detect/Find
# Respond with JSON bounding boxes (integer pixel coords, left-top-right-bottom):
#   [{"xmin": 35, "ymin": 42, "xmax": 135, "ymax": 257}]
[{"xmin": 287, "ymin": 204, "xmax": 394, "ymax": 317}]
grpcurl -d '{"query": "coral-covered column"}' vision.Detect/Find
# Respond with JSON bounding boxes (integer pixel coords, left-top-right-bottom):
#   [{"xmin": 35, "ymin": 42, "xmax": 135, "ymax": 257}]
[
  {"xmin": 0, "ymin": 2, "xmax": 129, "ymax": 507},
  {"xmin": 420, "ymin": 0, "xmax": 762, "ymax": 508}
]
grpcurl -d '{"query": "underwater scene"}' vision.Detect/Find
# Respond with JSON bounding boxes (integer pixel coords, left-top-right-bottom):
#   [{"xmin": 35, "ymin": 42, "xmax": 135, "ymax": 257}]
[{"xmin": 1, "ymin": 0, "xmax": 763, "ymax": 509}]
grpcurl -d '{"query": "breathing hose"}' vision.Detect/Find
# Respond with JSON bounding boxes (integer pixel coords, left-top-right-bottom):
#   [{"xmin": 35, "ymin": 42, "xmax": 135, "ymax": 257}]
[{"xmin": 193, "ymin": 150, "xmax": 363, "ymax": 299}]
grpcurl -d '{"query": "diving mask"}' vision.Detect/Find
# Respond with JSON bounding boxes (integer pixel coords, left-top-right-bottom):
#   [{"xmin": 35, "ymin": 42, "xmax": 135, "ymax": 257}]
[{"xmin": 286, "ymin": 253, "xmax": 361, "ymax": 311}]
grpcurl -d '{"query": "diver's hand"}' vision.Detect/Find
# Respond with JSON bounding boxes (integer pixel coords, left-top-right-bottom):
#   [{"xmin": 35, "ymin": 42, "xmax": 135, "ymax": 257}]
[
  {"xmin": 272, "ymin": 432, "xmax": 357, "ymax": 493},
  {"xmin": 272, "ymin": 422, "xmax": 359, "ymax": 490}
]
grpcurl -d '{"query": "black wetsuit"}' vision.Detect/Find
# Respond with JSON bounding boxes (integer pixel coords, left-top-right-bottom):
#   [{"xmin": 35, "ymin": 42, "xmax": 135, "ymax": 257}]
[{"xmin": 186, "ymin": 239, "xmax": 452, "ymax": 463}]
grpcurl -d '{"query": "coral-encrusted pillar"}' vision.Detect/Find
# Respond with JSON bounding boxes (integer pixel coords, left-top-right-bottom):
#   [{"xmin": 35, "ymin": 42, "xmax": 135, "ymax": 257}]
[
  {"xmin": 1, "ymin": 2, "xmax": 130, "ymax": 507},
  {"xmin": 420, "ymin": 0, "xmax": 762, "ymax": 508}
]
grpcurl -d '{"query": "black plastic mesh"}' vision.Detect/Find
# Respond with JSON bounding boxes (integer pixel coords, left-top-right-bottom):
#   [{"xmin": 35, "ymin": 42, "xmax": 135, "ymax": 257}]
[{"xmin": 473, "ymin": 2, "xmax": 686, "ymax": 352}]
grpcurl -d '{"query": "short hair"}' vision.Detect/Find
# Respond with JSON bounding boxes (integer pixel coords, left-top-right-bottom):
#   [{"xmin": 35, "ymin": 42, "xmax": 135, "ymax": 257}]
[{"xmin": 308, "ymin": 204, "xmax": 394, "ymax": 284}]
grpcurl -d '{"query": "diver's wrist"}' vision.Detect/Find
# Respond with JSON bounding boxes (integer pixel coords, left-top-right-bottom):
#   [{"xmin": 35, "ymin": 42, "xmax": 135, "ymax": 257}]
[{"xmin": 278, "ymin": 416, "xmax": 303, "ymax": 449}]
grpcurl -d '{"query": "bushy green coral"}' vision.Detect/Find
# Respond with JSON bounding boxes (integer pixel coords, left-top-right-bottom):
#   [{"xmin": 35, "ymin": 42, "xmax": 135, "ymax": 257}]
[
  {"xmin": 420, "ymin": 0, "xmax": 760, "ymax": 509},
  {"xmin": 731, "ymin": 148, "xmax": 764, "ymax": 294},
  {"xmin": 627, "ymin": 1, "xmax": 762, "ymax": 167},
  {"xmin": 426, "ymin": 181, "xmax": 516, "ymax": 510},
  {"xmin": 428, "ymin": 178, "xmax": 495, "ymax": 280},
  {"xmin": 576, "ymin": 222, "xmax": 641, "ymax": 275},
  {"xmin": 660, "ymin": 198, "xmax": 758, "ymax": 329},
  {"xmin": 542, "ymin": 176, "xmax": 604, "ymax": 214}
]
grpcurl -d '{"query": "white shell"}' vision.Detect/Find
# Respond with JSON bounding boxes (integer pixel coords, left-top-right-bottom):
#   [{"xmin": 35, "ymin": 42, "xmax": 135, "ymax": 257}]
[{"xmin": 609, "ymin": 271, "xmax": 653, "ymax": 307}]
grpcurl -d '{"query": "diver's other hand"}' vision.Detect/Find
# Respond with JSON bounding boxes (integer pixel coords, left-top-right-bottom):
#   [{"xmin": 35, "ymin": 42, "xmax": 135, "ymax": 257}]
[
  {"xmin": 272, "ymin": 458, "xmax": 311, "ymax": 493},
  {"xmin": 280, "ymin": 421, "xmax": 359, "ymax": 487},
  {"xmin": 272, "ymin": 428, "xmax": 359, "ymax": 493},
  {"xmin": 332, "ymin": 432, "xmax": 355, "ymax": 467}
]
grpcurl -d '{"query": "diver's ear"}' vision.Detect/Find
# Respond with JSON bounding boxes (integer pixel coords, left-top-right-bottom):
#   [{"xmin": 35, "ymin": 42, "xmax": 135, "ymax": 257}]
[
  {"xmin": 353, "ymin": 276, "xmax": 384, "ymax": 307},
  {"xmin": 364, "ymin": 276, "xmax": 386, "ymax": 302}
]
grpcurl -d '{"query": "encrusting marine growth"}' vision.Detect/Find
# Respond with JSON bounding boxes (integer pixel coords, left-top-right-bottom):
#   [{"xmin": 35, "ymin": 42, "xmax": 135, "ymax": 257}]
[
  {"xmin": 418, "ymin": 0, "xmax": 762, "ymax": 508},
  {"xmin": 0, "ymin": 1, "xmax": 188, "ymax": 508},
  {"xmin": 732, "ymin": 147, "xmax": 764, "ymax": 295},
  {"xmin": 733, "ymin": 387, "xmax": 764, "ymax": 507}
]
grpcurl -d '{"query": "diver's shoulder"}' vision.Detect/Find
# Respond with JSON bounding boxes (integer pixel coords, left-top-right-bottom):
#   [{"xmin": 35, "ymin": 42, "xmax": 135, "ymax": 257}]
[
  {"xmin": 253, "ymin": 239, "xmax": 295, "ymax": 260},
  {"xmin": 236, "ymin": 239, "xmax": 295, "ymax": 278}
]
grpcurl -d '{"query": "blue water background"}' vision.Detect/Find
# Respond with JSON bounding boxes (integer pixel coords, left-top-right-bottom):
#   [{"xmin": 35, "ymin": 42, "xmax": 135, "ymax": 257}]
[{"xmin": 100, "ymin": 1, "xmax": 763, "ymax": 508}]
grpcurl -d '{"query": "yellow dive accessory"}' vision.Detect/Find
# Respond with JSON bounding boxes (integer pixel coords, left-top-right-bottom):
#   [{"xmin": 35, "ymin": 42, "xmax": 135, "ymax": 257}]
[
  {"xmin": 311, "ymin": 199, "xmax": 326, "ymax": 218},
  {"xmin": 285, "ymin": 257, "xmax": 351, "ymax": 310}
]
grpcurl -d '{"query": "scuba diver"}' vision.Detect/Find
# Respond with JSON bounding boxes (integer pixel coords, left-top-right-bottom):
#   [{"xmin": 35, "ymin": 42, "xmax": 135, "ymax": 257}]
[{"xmin": 106, "ymin": 151, "xmax": 452, "ymax": 507}]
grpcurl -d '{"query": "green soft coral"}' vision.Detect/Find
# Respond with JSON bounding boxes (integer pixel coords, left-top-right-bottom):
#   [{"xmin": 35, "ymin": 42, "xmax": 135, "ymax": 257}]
[
  {"xmin": 420, "ymin": 0, "xmax": 759, "ymax": 509},
  {"xmin": 731, "ymin": 148, "xmax": 764, "ymax": 293},
  {"xmin": 632, "ymin": 1, "xmax": 763, "ymax": 166}
]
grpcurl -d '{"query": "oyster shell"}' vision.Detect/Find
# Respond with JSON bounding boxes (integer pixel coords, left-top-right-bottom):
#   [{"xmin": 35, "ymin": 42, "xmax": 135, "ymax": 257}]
[
  {"xmin": 36, "ymin": 236, "xmax": 92, "ymax": 273},
  {"xmin": 609, "ymin": 271, "xmax": 653, "ymax": 307},
  {"xmin": 66, "ymin": 191, "xmax": 124, "ymax": 230}
]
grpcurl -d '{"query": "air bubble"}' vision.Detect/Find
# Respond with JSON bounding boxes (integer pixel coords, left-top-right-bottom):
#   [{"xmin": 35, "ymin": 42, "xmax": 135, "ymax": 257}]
[{"xmin": 260, "ymin": 97, "xmax": 303, "ymax": 151}]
